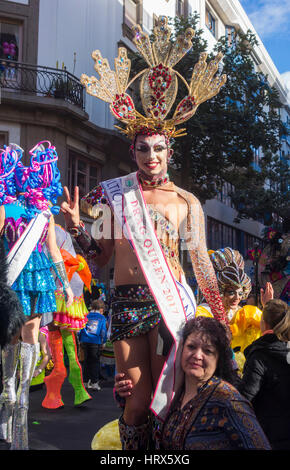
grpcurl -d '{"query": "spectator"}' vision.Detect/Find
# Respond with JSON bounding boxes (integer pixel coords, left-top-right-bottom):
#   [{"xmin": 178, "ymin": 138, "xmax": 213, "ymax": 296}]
[
  {"xmin": 79, "ymin": 299, "xmax": 107, "ymax": 390},
  {"xmin": 239, "ymin": 299, "xmax": 290, "ymax": 450},
  {"xmin": 116, "ymin": 317, "xmax": 270, "ymax": 450},
  {"xmin": 100, "ymin": 340, "xmax": 116, "ymax": 379}
]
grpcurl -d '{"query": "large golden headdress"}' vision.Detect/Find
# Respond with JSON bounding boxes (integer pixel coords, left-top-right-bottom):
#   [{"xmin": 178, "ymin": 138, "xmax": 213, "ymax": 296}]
[{"xmin": 81, "ymin": 16, "xmax": 227, "ymax": 140}]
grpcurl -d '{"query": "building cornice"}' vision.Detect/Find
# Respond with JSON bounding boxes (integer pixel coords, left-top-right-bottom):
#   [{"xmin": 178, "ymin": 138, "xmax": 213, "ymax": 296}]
[{"xmin": 208, "ymin": 0, "xmax": 288, "ymax": 103}]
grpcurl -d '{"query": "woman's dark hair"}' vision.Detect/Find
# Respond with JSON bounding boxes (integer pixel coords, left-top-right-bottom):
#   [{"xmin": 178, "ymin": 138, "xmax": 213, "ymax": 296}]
[{"xmin": 182, "ymin": 316, "xmax": 238, "ymax": 386}]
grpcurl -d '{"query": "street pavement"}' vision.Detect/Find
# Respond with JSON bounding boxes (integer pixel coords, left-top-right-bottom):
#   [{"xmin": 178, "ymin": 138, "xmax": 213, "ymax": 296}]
[{"xmin": 0, "ymin": 376, "xmax": 120, "ymax": 451}]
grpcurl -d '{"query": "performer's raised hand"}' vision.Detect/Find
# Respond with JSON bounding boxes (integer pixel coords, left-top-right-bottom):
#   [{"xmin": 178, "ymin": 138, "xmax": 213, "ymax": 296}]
[
  {"xmin": 260, "ymin": 282, "xmax": 274, "ymax": 307},
  {"xmin": 61, "ymin": 186, "xmax": 80, "ymax": 227}
]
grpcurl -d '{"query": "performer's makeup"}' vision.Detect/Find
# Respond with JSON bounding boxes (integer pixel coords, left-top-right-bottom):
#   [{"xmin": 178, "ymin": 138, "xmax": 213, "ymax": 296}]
[
  {"xmin": 134, "ymin": 134, "xmax": 172, "ymax": 178},
  {"xmin": 223, "ymin": 287, "xmax": 243, "ymax": 310}
]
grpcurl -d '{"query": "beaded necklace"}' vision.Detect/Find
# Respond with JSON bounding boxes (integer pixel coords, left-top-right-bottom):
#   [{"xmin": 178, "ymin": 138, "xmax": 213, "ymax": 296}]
[{"xmin": 137, "ymin": 171, "xmax": 170, "ymax": 188}]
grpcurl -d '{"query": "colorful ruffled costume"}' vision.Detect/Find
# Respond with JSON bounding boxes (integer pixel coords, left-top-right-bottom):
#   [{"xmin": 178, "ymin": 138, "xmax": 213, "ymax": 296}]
[
  {"xmin": 42, "ymin": 225, "xmax": 92, "ymax": 409},
  {"xmin": 53, "ymin": 225, "xmax": 91, "ymax": 331},
  {"xmin": 3, "ymin": 201, "xmax": 57, "ymax": 317},
  {"xmin": 0, "ymin": 141, "xmax": 68, "ymax": 450}
]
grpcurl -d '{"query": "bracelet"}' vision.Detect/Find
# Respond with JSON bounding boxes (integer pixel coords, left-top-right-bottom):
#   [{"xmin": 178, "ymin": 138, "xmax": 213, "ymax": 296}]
[
  {"xmin": 67, "ymin": 220, "xmax": 86, "ymax": 238},
  {"xmin": 68, "ymin": 220, "xmax": 102, "ymax": 256},
  {"xmin": 54, "ymin": 260, "xmax": 70, "ymax": 289}
]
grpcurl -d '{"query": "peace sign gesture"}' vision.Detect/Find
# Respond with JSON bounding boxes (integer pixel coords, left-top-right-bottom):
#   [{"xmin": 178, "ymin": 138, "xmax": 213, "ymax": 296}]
[{"xmin": 61, "ymin": 186, "xmax": 80, "ymax": 227}]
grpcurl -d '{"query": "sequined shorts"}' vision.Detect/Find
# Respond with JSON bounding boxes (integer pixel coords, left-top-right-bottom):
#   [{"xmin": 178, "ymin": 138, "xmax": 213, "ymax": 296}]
[{"xmin": 110, "ymin": 285, "xmax": 161, "ymax": 343}]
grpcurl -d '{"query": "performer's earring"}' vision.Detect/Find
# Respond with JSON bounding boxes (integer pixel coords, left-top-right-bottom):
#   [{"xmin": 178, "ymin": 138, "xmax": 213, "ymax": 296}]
[
  {"xmin": 167, "ymin": 148, "xmax": 173, "ymax": 164},
  {"xmin": 129, "ymin": 145, "xmax": 136, "ymax": 161}
]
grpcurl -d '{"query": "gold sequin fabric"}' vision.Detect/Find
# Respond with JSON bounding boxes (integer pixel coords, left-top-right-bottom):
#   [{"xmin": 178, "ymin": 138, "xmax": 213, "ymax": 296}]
[{"xmin": 148, "ymin": 206, "xmax": 183, "ymax": 279}]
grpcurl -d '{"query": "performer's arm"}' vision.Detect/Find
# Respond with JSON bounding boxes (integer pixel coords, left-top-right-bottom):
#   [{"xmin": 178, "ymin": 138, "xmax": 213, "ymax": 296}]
[
  {"xmin": 61, "ymin": 185, "xmax": 114, "ymax": 267},
  {"xmin": 33, "ymin": 332, "xmax": 51, "ymax": 377},
  {"xmin": 0, "ymin": 205, "xmax": 5, "ymax": 234},
  {"xmin": 46, "ymin": 215, "xmax": 74, "ymax": 307},
  {"xmin": 186, "ymin": 198, "xmax": 227, "ymax": 324}
]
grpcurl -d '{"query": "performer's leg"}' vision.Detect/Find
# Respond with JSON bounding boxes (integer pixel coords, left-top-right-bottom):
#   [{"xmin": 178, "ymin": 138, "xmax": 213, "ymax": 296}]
[
  {"xmin": 147, "ymin": 326, "xmax": 166, "ymax": 389},
  {"xmin": 42, "ymin": 328, "xmax": 67, "ymax": 409},
  {"xmin": 0, "ymin": 340, "xmax": 20, "ymax": 443},
  {"xmin": 61, "ymin": 330, "xmax": 91, "ymax": 406},
  {"xmin": 114, "ymin": 335, "xmax": 152, "ymax": 450},
  {"xmin": 11, "ymin": 315, "xmax": 41, "ymax": 450},
  {"xmin": 95, "ymin": 345, "xmax": 102, "ymax": 383}
]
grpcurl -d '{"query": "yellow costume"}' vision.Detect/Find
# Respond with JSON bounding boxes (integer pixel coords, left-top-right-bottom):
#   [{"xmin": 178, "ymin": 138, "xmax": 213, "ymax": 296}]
[
  {"xmin": 196, "ymin": 248, "xmax": 261, "ymax": 374},
  {"xmin": 196, "ymin": 304, "xmax": 262, "ymax": 353},
  {"xmin": 91, "ymin": 419, "xmax": 122, "ymax": 450}
]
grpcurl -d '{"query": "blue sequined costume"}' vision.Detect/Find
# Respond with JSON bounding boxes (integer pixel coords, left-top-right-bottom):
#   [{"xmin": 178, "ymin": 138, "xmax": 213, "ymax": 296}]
[{"xmin": 3, "ymin": 200, "xmax": 57, "ymax": 317}]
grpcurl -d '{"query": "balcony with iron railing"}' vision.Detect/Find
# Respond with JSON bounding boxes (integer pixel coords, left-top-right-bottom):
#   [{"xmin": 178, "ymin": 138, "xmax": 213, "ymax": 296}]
[{"xmin": 0, "ymin": 59, "xmax": 86, "ymax": 110}]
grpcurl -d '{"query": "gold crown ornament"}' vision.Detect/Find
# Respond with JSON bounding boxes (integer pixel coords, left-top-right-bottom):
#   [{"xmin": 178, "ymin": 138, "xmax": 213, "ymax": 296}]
[{"xmin": 81, "ymin": 16, "xmax": 227, "ymax": 140}]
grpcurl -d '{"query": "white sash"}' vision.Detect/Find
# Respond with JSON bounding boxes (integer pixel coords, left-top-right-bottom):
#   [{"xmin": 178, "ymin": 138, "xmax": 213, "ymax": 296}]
[
  {"xmin": 6, "ymin": 209, "xmax": 51, "ymax": 286},
  {"xmin": 102, "ymin": 172, "xmax": 196, "ymax": 420}
]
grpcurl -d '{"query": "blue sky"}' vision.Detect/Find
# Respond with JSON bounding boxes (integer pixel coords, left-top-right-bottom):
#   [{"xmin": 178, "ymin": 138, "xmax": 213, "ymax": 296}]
[{"xmin": 240, "ymin": 0, "xmax": 290, "ymax": 102}]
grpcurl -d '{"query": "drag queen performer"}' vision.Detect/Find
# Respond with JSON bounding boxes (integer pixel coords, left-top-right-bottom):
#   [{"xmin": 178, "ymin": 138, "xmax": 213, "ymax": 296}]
[
  {"xmin": 61, "ymin": 17, "xmax": 228, "ymax": 449},
  {"xmin": 196, "ymin": 247, "xmax": 273, "ymax": 370},
  {"xmin": 42, "ymin": 224, "xmax": 92, "ymax": 409},
  {"xmin": 0, "ymin": 142, "xmax": 73, "ymax": 450}
]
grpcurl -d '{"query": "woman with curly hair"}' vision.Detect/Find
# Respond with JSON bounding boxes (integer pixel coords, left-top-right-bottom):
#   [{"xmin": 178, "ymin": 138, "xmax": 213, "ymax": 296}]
[{"xmin": 115, "ymin": 316, "xmax": 270, "ymax": 450}]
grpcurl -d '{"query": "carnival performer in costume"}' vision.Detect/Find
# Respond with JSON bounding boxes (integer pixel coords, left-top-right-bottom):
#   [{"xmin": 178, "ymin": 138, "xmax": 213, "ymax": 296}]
[
  {"xmin": 196, "ymin": 247, "xmax": 273, "ymax": 371},
  {"xmin": 42, "ymin": 224, "xmax": 92, "ymax": 408},
  {"xmin": 0, "ymin": 142, "xmax": 73, "ymax": 450},
  {"xmin": 61, "ymin": 16, "xmax": 228, "ymax": 450}
]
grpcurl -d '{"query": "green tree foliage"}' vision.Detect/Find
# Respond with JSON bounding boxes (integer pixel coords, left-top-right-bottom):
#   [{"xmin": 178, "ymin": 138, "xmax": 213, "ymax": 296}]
[{"xmin": 128, "ymin": 13, "xmax": 288, "ymax": 227}]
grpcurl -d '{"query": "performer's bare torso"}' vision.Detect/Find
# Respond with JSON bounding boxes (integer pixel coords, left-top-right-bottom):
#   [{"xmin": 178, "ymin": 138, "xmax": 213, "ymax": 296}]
[{"xmin": 99, "ymin": 186, "xmax": 188, "ymax": 285}]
